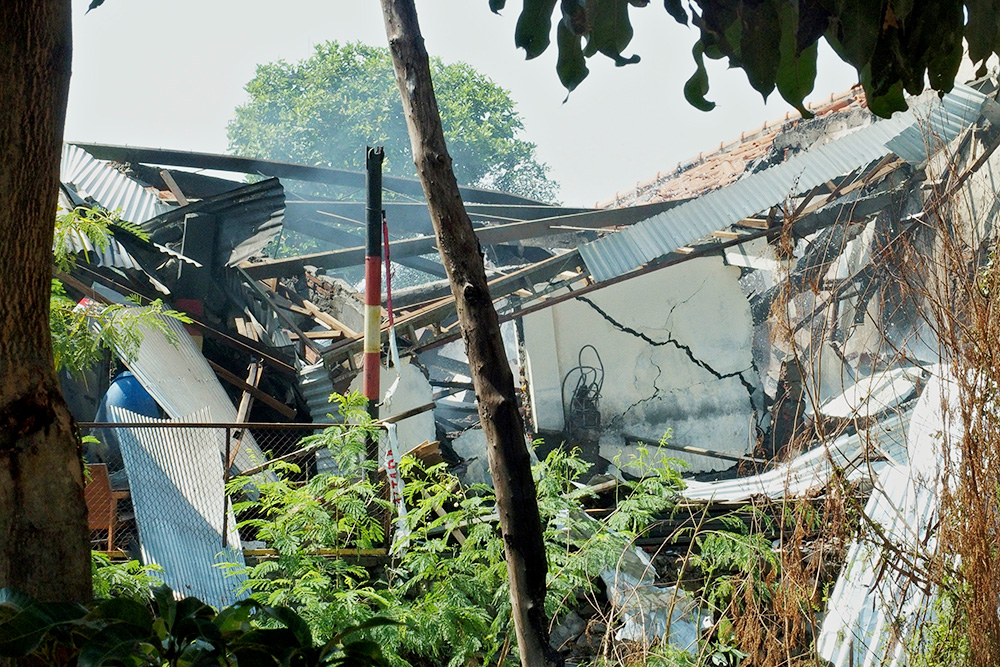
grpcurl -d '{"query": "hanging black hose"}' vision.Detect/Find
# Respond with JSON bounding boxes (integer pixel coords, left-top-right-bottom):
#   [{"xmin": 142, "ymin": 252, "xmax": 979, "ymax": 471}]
[{"xmin": 560, "ymin": 345, "xmax": 604, "ymax": 440}]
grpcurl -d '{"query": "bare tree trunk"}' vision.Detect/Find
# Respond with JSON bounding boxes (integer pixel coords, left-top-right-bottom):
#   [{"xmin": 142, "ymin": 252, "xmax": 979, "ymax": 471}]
[
  {"xmin": 379, "ymin": 3, "xmax": 560, "ymax": 666},
  {"xmin": 0, "ymin": 0, "xmax": 91, "ymax": 603}
]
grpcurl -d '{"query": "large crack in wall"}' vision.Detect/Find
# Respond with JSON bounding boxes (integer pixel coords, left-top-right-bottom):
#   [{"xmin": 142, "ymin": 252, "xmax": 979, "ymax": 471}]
[
  {"xmin": 606, "ymin": 354, "xmax": 665, "ymax": 431},
  {"xmin": 573, "ymin": 295, "xmax": 759, "ymax": 412}
]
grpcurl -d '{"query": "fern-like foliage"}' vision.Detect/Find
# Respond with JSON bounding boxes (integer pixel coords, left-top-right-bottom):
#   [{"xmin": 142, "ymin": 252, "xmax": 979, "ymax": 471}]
[
  {"xmin": 50, "ymin": 281, "xmax": 191, "ymax": 377},
  {"xmin": 52, "ymin": 205, "xmax": 149, "ymax": 272},
  {"xmin": 91, "ymin": 551, "xmax": 163, "ymax": 602},
  {"xmin": 224, "ymin": 413, "xmax": 689, "ymax": 667},
  {"xmin": 690, "ymin": 517, "xmax": 782, "ymax": 614},
  {"xmin": 50, "ymin": 206, "xmax": 191, "ymax": 377}
]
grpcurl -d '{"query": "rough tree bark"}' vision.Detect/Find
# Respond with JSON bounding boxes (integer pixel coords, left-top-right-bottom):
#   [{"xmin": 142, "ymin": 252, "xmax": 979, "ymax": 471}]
[
  {"xmin": 0, "ymin": 0, "xmax": 91, "ymax": 602},
  {"xmin": 379, "ymin": 3, "xmax": 561, "ymax": 667}
]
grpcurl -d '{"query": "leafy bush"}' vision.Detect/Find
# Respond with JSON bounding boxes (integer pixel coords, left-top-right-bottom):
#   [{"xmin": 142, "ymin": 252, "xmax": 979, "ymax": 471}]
[
  {"xmin": 224, "ymin": 414, "xmax": 686, "ymax": 667},
  {"xmin": 91, "ymin": 553, "xmax": 162, "ymax": 604},
  {"xmin": 0, "ymin": 584, "xmax": 393, "ymax": 667}
]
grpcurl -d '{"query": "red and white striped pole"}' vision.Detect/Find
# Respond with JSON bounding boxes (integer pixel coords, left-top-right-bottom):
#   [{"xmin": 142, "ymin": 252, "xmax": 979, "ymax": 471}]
[{"xmin": 363, "ymin": 146, "xmax": 384, "ymax": 466}]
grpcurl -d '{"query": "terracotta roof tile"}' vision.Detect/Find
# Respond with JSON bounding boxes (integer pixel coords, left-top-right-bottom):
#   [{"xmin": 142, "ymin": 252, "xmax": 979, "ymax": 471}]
[{"xmin": 598, "ymin": 85, "xmax": 869, "ymax": 209}]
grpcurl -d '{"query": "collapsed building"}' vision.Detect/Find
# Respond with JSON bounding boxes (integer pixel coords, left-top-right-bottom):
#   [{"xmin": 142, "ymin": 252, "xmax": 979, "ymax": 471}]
[{"xmin": 61, "ymin": 77, "xmax": 1000, "ymax": 662}]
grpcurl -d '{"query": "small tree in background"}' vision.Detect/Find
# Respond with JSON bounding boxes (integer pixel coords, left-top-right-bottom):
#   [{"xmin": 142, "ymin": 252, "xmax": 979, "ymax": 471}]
[{"xmin": 228, "ymin": 41, "xmax": 558, "ymax": 203}]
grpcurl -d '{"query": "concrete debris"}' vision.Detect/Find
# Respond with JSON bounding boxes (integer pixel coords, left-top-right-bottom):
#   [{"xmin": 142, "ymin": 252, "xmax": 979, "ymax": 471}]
[
  {"xmin": 550, "ymin": 611, "xmax": 587, "ymax": 652},
  {"xmin": 602, "ymin": 546, "xmax": 705, "ymax": 652},
  {"xmin": 450, "ymin": 428, "xmax": 539, "ymax": 488}
]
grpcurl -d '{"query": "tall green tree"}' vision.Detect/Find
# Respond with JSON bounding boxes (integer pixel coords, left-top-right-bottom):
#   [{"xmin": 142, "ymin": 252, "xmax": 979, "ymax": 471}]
[{"xmin": 228, "ymin": 41, "xmax": 558, "ymax": 202}]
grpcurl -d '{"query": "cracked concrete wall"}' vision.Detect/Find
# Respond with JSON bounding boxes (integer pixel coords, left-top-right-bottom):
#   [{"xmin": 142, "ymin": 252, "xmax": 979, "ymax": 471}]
[{"xmin": 523, "ymin": 256, "xmax": 761, "ymax": 472}]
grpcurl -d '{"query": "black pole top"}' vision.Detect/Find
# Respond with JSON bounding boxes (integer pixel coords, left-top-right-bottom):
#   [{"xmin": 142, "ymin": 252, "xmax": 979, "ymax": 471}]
[{"xmin": 366, "ymin": 146, "xmax": 385, "ymax": 257}]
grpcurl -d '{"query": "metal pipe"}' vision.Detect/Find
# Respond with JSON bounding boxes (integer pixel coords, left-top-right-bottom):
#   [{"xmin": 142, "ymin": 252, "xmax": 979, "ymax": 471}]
[
  {"xmin": 223, "ymin": 428, "xmax": 231, "ymax": 549},
  {"xmin": 363, "ymin": 146, "xmax": 385, "ymax": 467}
]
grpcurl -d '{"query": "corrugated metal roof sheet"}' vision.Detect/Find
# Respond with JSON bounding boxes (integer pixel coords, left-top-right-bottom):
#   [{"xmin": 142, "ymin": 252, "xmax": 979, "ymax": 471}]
[
  {"xmin": 63, "ymin": 225, "xmax": 142, "ymax": 272},
  {"xmin": 681, "ymin": 408, "xmax": 910, "ymax": 503},
  {"xmin": 299, "ymin": 362, "xmax": 336, "ymax": 424},
  {"xmin": 140, "ymin": 178, "xmax": 285, "ymax": 267},
  {"xmin": 816, "ymin": 370, "xmax": 951, "ymax": 667},
  {"xmin": 111, "ymin": 405, "xmax": 247, "ymax": 609},
  {"xmin": 887, "ymin": 85, "xmax": 988, "ymax": 163},
  {"xmin": 61, "ymin": 144, "xmax": 170, "ymax": 223},
  {"xmin": 582, "ymin": 86, "xmax": 987, "ymax": 282},
  {"xmin": 115, "ymin": 308, "xmax": 271, "ymax": 475}
]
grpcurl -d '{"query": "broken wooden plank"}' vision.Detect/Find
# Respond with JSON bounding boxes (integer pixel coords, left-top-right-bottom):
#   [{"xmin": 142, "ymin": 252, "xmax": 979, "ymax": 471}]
[
  {"xmin": 227, "ymin": 360, "xmax": 264, "ymax": 469},
  {"xmin": 236, "ymin": 266, "xmax": 323, "ymax": 356},
  {"xmin": 302, "ymin": 299, "xmax": 359, "ymax": 337},
  {"xmin": 287, "ymin": 330, "xmax": 344, "ymax": 340},
  {"xmin": 208, "ymin": 360, "xmax": 296, "ymax": 419},
  {"xmin": 158, "ymin": 169, "xmax": 189, "ymax": 206}
]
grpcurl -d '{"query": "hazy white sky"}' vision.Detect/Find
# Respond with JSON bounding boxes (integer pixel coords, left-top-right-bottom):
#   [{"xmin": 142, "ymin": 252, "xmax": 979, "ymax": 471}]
[{"xmin": 65, "ymin": 0, "xmax": 859, "ymax": 206}]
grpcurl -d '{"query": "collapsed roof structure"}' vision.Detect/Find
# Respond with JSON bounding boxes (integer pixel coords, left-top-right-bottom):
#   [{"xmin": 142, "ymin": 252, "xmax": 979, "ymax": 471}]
[{"xmin": 60, "ymin": 75, "xmax": 1000, "ymax": 662}]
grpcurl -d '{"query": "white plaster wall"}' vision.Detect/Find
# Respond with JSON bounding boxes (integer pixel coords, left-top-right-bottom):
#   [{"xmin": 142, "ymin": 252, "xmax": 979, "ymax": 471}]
[
  {"xmin": 523, "ymin": 256, "xmax": 760, "ymax": 472},
  {"xmin": 349, "ymin": 358, "xmax": 436, "ymax": 456},
  {"xmin": 523, "ymin": 307, "xmax": 562, "ymax": 432}
]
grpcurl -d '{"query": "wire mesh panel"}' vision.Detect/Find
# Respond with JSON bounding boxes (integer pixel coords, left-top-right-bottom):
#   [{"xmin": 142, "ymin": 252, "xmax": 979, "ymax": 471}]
[{"xmin": 78, "ymin": 419, "xmax": 331, "ymax": 606}]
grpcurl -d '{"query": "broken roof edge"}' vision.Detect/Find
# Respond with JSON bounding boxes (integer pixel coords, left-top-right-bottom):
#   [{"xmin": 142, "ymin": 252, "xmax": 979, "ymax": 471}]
[
  {"xmin": 596, "ymin": 84, "xmax": 869, "ymax": 209},
  {"xmin": 68, "ymin": 143, "xmax": 550, "ymax": 208},
  {"xmin": 580, "ymin": 84, "xmax": 988, "ymax": 283}
]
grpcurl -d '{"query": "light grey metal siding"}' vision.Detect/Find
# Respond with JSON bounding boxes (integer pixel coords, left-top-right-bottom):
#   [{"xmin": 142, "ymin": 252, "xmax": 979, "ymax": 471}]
[{"xmin": 111, "ymin": 406, "xmax": 247, "ymax": 609}]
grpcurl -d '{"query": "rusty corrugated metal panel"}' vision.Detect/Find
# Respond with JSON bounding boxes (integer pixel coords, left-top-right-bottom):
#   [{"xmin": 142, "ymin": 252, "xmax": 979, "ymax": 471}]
[
  {"xmin": 582, "ymin": 85, "xmax": 987, "ymax": 283},
  {"xmin": 111, "ymin": 406, "xmax": 247, "ymax": 609},
  {"xmin": 61, "ymin": 144, "xmax": 170, "ymax": 223}
]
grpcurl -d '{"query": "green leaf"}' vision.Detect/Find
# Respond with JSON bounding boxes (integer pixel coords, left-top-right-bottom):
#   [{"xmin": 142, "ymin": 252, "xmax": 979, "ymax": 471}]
[
  {"xmin": 90, "ymin": 598, "xmax": 154, "ymax": 632},
  {"xmin": 775, "ymin": 2, "xmax": 818, "ymax": 116},
  {"xmin": 213, "ymin": 599, "xmax": 260, "ymax": 635},
  {"xmin": 965, "ymin": 0, "xmax": 1000, "ymax": 65},
  {"xmin": 86, "ymin": 0, "xmax": 105, "ymax": 11},
  {"xmin": 862, "ymin": 73, "xmax": 907, "ymax": 118},
  {"xmin": 560, "ymin": 0, "xmax": 588, "ymax": 34},
  {"xmin": 77, "ymin": 623, "xmax": 153, "ymax": 667},
  {"xmin": 684, "ymin": 41, "xmax": 716, "ymax": 112},
  {"xmin": 736, "ymin": 0, "xmax": 781, "ymax": 97},
  {"xmin": 583, "ymin": 0, "xmax": 640, "ymax": 65},
  {"xmin": 259, "ymin": 605, "xmax": 313, "ymax": 648},
  {"xmin": 901, "ymin": 0, "xmax": 962, "ymax": 94},
  {"xmin": 663, "ymin": 0, "xmax": 687, "ymax": 25},
  {"xmin": 515, "ymin": 0, "xmax": 559, "ymax": 59},
  {"xmin": 889, "ymin": 0, "xmax": 914, "ymax": 22},
  {"xmin": 0, "ymin": 603, "xmax": 49, "ymax": 657},
  {"xmin": 329, "ymin": 617, "xmax": 403, "ymax": 643},
  {"xmin": 0, "ymin": 590, "xmax": 86, "ymax": 658},
  {"xmin": 152, "ymin": 585, "xmax": 176, "ymax": 629},
  {"xmin": 489, "ymin": 0, "xmax": 506, "ymax": 11},
  {"xmin": 170, "ymin": 597, "xmax": 219, "ymax": 646},
  {"xmin": 824, "ymin": 0, "xmax": 883, "ymax": 69},
  {"xmin": 556, "ymin": 20, "xmax": 590, "ymax": 93}
]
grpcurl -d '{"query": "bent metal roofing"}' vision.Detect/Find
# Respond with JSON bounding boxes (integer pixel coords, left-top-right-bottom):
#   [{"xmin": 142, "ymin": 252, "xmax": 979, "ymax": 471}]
[{"xmin": 580, "ymin": 84, "xmax": 987, "ymax": 283}]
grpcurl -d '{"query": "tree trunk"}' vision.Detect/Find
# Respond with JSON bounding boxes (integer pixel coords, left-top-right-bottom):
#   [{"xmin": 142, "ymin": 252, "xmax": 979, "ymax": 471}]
[
  {"xmin": 0, "ymin": 1, "xmax": 90, "ymax": 603},
  {"xmin": 379, "ymin": 3, "xmax": 560, "ymax": 667}
]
